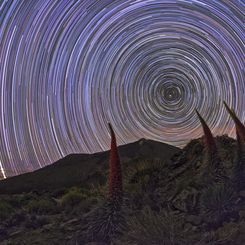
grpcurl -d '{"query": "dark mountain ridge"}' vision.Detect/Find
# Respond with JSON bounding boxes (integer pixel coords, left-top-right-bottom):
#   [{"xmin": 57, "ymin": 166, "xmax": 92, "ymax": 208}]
[{"xmin": 0, "ymin": 138, "xmax": 180, "ymax": 194}]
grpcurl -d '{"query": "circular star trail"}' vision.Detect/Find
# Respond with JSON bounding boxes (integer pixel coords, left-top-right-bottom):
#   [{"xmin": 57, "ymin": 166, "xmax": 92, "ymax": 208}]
[{"xmin": 0, "ymin": 0, "xmax": 244, "ymax": 178}]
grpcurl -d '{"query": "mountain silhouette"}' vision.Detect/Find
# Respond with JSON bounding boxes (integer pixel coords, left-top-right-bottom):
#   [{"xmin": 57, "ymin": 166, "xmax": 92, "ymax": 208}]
[{"xmin": 0, "ymin": 139, "xmax": 180, "ymax": 194}]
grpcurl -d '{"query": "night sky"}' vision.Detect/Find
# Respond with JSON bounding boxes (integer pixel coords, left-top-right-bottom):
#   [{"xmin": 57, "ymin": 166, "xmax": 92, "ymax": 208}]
[{"xmin": 0, "ymin": 0, "xmax": 244, "ymax": 179}]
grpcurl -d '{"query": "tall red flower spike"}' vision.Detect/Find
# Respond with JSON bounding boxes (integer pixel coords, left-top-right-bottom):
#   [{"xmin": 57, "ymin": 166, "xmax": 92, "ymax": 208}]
[
  {"xmin": 108, "ymin": 123, "xmax": 123, "ymax": 201},
  {"xmin": 223, "ymin": 101, "xmax": 245, "ymax": 143},
  {"xmin": 195, "ymin": 109, "xmax": 217, "ymax": 154},
  {"xmin": 224, "ymin": 102, "xmax": 245, "ymax": 189}
]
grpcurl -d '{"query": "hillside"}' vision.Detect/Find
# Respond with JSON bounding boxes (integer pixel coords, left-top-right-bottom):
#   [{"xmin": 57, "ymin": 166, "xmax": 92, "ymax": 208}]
[
  {"xmin": 0, "ymin": 139, "xmax": 180, "ymax": 194},
  {"xmin": 0, "ymin": 135, "xmax": 244, "ymax": 244}
]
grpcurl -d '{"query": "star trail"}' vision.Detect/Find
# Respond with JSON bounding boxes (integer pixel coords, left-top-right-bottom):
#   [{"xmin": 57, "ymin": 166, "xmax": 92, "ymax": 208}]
[{"xmin": 0, "ymin": 0, "xmax": 244, "ymax": 178}]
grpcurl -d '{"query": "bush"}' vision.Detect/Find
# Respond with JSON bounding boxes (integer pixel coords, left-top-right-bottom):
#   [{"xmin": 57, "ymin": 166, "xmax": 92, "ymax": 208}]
[
  {"xmin": 24, "ymin": 214, "xmax": 49, "ymax": 229},
  {"xmin": 4, "ymin": 211, "xmax": 26, "ymax": 227},
  {"xmin": 0, "ymin": 200, "xmax": 14, "ymax": 220},
  {"xmin": 60, "ymin": 187, "xmax": 86, "ymax": 207},
  {"xmin": 200, "ymin": 183, "xmax": 238, "ymax": 228},
  {"xmin": 117, "ymin": 206, "xmax": 197, "ymax": 245},
  {"xmin": 125, "ymin": 160, "xmax": 165, "ymax": 189},
  {"xmin": 25, "ymin": 198, "xmax": 56, "ymax": 215},
  {"xmin": 86, "ymin": 199, "xmax": 126, "ymax": 244}
]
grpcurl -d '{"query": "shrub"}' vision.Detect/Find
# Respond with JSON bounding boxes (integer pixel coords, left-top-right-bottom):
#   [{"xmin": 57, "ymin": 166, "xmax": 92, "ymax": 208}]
[
  {"xmin": 125, "ymin": 160, "xmax": 164, "ymax": 187},
  {"xmin": 117, "ymin": 206, "xmax": 197, "ymax": 245},
  {"xmin": 0, "ymin": 200, "xmax": 14, "ymax": 220},
  {"xmin": 86, "ymin": 200, "xmax": 126, "ymax": 244},
  {"xmin": 24, "ymin": 214, "xmax": 49, "ymax": 229},
  {"xmin": 60, "ymin": 187, "xmax": 86, "ymax": 207},
  {"xmin": 25, "ymin": 198, "xmax": 56, "ymax": 215},
  {"xmin": 200, "ymin": 183, "xmax": 237, "ymax": 228},
  {"xmin": 5, "ymin": 211, "xmax": 26, "ymax": 227}
]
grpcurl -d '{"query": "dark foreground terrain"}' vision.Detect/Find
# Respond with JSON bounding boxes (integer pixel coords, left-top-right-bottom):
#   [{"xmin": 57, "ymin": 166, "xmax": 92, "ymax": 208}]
[{"xmin": 0, "ymin": 137, "xmax": 244, "ymax": 244}]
